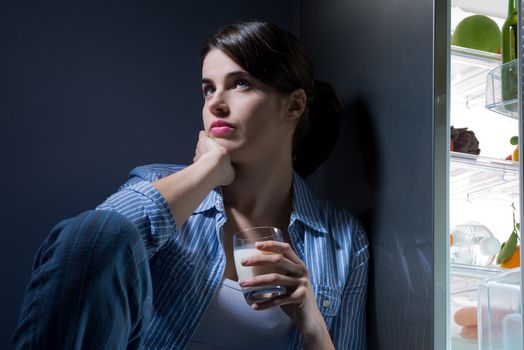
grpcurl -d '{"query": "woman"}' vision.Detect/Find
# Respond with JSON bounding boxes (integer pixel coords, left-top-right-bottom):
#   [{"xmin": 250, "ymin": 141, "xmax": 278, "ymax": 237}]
[{"xmin": 14, "ymin": 20, "xmax": 368, "ymax": 349}]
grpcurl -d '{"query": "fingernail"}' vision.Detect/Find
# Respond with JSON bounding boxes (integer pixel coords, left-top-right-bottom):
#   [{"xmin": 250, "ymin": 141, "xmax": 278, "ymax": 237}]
[
  {"xmin": 238, "ymin": 279, "xmax": 246, "ymax": 286},
  {"xmin": 241, "ymin": 258, "xmax": 249, "ymax": 265},
  {"xmin": 255, "ymin": 242, "xmax": 264, "ymax": 248},
  {"xmin": 251, "ymin": 303, "xmax": 259, "ymax": 310}
]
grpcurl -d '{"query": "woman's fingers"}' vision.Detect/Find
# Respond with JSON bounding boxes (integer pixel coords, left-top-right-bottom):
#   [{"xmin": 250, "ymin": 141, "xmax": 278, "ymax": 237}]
[
  {"xmin": 239, "ymin": 273, "xmax": 307, "ymax": 290},
  {"xmin": 192, "ymin": 130, "xmax": 235, "ymax": 185},
  {"xmin": 241, "ymin": 251, "xmax": 303, "ymax": 276},
  {"xmin": 255, "ymin": 241, "xmax": 303, "ymax": 265},
  {"xmin": 248, "ymin": 281, "xmax": 309, "ymax": 310},
  {"xmin": 193, "ymin": 130, "xmax": 219, "ymax": 162},
  {"xmin": 193, "ymin": 131, "xmax": 205, "ymax": 162}
]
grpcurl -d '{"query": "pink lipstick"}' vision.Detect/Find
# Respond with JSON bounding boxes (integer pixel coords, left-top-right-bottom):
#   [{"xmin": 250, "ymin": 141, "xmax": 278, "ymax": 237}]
[{"xmin": 210, "ymin": 120, "xmax": 235, "ymax": 137}]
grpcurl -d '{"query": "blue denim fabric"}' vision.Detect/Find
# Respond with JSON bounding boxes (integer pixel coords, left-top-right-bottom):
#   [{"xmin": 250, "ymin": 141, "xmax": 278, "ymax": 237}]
[{"xmin": 13, "ymin": 209, "xmax": 153, "ymax": 350}]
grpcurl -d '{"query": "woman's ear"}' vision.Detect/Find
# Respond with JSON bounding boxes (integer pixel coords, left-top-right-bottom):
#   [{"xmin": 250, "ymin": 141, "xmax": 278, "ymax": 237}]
[{"xmin": 286, "ymin": 89, "xmax": 307, "ymax": 121}]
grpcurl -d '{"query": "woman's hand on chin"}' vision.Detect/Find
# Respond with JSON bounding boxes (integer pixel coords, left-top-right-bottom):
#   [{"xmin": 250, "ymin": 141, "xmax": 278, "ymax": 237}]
[
  {"xmin": 238, "ymin": 241, "xmax": 334, "ymax": 348},
  {"xmin": 193, "ymin": 130, "xmax": 235, "ymax": 186}
]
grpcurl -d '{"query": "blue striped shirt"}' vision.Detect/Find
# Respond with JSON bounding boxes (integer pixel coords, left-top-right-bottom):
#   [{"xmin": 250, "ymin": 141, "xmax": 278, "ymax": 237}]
[{"xmin": 97, "ymin": 164, "xmax": 369, "ymax": 349}]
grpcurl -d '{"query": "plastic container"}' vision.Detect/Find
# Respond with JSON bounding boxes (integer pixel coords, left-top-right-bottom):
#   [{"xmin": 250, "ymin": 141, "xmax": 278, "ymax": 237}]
[
  {"xmin": 478, "ymin": 268, "xmax": 522, "ymax": 350},
  {"xmin": 485, "ymin": 59, "xmax": 518, "ymax": 119},
  {"xmin": 451, "ymin": 222, "xmax": 501, "ymax": 266},
  {"xmin": 451, "ymin": 264, "xmax": 504, "ymax": 349}
]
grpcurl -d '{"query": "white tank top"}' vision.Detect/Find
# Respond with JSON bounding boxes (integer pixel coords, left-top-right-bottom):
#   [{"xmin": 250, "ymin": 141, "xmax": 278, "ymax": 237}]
[{"xmin": 186, "ymin": 278, "xmax": 294, "ymax": 349}]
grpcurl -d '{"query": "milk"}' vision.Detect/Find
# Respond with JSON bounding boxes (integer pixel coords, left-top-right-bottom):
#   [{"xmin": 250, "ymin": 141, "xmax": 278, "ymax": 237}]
[{"xmin": 233, "ymin": 248, "xmax": 280, "ymax": 280}]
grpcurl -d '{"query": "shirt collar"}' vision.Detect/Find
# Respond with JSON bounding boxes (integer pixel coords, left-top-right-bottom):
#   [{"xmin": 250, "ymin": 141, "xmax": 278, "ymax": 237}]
[
  {"xmin": 193, "ymin": 187, "xmax": 224, "ymax": 214},
  {"xmin": 192, "ymin": 172, "xmax": 328, "ymax": 234}
]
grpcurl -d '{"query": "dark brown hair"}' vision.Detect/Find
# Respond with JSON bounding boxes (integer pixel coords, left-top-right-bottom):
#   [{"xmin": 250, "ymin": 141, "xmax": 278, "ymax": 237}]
[{"xmin": 201, "ymin": 20, "xmax": 342, "ymax": 178}]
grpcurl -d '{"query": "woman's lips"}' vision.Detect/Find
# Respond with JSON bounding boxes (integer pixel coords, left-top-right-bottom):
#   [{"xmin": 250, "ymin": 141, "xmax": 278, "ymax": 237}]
[
  {"xmin": 210, "ymin": 125, "xmax": 235, "ymax": 137},
  {"xmin": 210, "ymin": 121, "xmax": 235, "ymax": 137}
]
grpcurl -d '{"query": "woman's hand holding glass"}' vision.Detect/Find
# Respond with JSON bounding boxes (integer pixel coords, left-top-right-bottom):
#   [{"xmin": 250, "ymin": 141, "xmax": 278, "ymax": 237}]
[{"xmin": 237, "ymin": 237, "xmax": 326, "ymax": 339}]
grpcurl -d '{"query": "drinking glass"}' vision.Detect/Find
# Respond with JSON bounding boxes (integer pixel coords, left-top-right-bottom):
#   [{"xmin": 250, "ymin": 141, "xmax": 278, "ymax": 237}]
[{"xmin": 233, "ymin": 226, "xmax": 287, "ymax": 305}]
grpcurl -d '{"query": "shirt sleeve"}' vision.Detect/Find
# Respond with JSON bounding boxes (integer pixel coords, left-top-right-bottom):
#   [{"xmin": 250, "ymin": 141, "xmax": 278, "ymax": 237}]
[
  {"xmin": 96, "ymin": 166, "xmax": 180, "ymax": 258},
  {"xmin": 329, "ymin": 220, "xmax": 369, "ymax": 349}
]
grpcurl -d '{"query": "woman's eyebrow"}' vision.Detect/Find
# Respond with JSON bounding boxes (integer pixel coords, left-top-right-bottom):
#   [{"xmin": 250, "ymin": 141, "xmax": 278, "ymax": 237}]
[{"xmin": 201, "ymin": 71, "xmax": 250, "ymax": 84}]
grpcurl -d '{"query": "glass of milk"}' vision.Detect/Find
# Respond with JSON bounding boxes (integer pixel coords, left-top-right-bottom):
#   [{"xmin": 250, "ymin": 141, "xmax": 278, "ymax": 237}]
[{"xmin": 233, "ymin": 226, "xmax": 287, "ymax": 305}]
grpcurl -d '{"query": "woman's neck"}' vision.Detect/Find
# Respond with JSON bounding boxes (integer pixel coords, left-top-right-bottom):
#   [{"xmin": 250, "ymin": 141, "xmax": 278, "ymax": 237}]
[{"xmin": 222, "ymin": 160, "xmax": 293, "ymax": 227}]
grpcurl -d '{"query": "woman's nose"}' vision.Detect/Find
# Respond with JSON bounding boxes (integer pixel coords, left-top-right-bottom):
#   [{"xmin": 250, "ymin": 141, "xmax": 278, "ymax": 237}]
[{"xmin": 209, "ymin": 91, "xmax": 229, "ymax": 116}]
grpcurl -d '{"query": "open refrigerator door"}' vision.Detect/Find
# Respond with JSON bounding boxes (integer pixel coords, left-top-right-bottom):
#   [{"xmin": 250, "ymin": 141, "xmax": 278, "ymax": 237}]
[{"xmin": 449, "ymin": 0, "xmax": 523, "ymax": 349}]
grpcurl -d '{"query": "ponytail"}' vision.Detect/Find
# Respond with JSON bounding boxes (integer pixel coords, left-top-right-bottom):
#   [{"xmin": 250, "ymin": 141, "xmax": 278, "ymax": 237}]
[{"xmin": 292, "ymin": 80, "xmax": 342, "ymax": 178}]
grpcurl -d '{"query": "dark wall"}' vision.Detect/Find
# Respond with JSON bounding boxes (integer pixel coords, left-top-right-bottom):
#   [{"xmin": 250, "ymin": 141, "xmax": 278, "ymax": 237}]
[
  {"xmin": 301, "ymin": 0, "xmax": 441, "ymax": 349},
  {"xmin": 0, "ymin": 1, "xmax": 299, "ymax": 346}
]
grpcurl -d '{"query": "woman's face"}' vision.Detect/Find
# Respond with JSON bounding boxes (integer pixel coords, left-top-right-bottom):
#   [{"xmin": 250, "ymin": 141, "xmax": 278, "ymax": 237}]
[{"xmin": 201, "ymin": 49, "xmax": 296, "ymax": 165}]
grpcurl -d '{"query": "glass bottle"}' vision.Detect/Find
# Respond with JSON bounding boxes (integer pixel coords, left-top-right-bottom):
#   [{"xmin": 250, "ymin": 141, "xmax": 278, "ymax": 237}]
[{"xmin": 501, "ymin": 0, "xmax": 518, "ymax": 103}]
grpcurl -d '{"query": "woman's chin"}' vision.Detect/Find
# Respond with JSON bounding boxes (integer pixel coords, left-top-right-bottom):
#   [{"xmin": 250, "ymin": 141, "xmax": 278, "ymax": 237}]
[
  {"xmin": 212, "ymin": 138, "xmax": 238, "ymax": 151},
  {"xmin": 210, "ymin": 137, "xmax": 254, "ymax": 163}
]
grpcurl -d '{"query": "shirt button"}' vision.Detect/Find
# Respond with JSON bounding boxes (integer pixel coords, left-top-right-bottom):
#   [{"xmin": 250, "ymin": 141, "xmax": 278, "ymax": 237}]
[{"xmin": 323, "ymin": 299, "xmax": 330, "ymax": 308}]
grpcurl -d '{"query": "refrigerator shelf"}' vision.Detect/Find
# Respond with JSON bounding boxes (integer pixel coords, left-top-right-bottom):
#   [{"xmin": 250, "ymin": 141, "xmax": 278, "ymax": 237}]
[
  {"xmin": 450, "ymin": 152, "xmax": 519, "ymax": 203},
  {"xmin": 451, "ymin": 263, "xmax": 504, "ymax": 294},
  {"xmin": 452, "ymin": 0, "xmax": 507, "ymax": 19},
  {"xmin": 451, "ymin": 45, "xmax": 501, "ymax": 109}
]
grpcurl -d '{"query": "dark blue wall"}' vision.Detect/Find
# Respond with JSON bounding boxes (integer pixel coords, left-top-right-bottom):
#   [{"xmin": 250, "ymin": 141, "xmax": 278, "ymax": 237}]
[
  {"xmin": 301, "ymin": 0, "xmax": 442, "ymax": 349},
  {"xmin": 0, "ymin": 1, "xmax": 299, "ymax": 346}
]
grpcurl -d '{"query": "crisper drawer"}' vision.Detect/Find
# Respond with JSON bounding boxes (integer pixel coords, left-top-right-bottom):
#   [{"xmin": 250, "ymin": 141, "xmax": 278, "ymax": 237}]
[
  {"xmin": 478, "ymin": 268, "xmax": 522, "ymax": 350},
  {"xmin": 451, "ymin": 263, "xmax": 505, "ymax": 350}
]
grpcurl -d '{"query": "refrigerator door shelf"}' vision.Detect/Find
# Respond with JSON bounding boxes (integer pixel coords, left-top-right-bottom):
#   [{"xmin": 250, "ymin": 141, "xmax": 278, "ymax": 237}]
[
  {"xmin": 450, "ymin": 152, "xmax": 519, "ymax": 204},
  {"xmin": 485, "ymin": 60, "xmax": 519, "ymax": 119},
  {"xmin": 451, "ymin": 45, "xmax": 501, "ymax": 109}
]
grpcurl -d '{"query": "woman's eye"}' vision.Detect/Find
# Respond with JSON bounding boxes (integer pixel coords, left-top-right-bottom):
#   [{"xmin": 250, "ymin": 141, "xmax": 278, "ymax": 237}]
[
  {"xmin": 202, "ymin": 85, "xmax": 215, "ymax": 97},
  {"xmin": 235, "ymin": 79, "xmax": 250, "ymax": 89}
]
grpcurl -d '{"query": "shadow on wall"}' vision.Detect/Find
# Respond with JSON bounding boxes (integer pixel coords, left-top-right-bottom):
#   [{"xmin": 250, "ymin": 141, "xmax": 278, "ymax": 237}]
[
  {"xmin": 307, "ymin": 96, "xmax": 382, "ymax": 348},
  {"xmin": 309, "ymin": 96, "xmax": 382, "ymax": 218},
  {"xmin": 349, "ymin": 99, "xmax": 381, "ymax": 350}
]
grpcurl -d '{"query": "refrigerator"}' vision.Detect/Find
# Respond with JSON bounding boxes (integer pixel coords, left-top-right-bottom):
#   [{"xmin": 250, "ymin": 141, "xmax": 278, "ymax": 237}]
[
  {"xmin": 300, "ymin": 0, "xmax": 523, "ymax": 348},
  {"xmin": 449, "ymin": 2, "xmax": 521, "ymax": 349}
]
